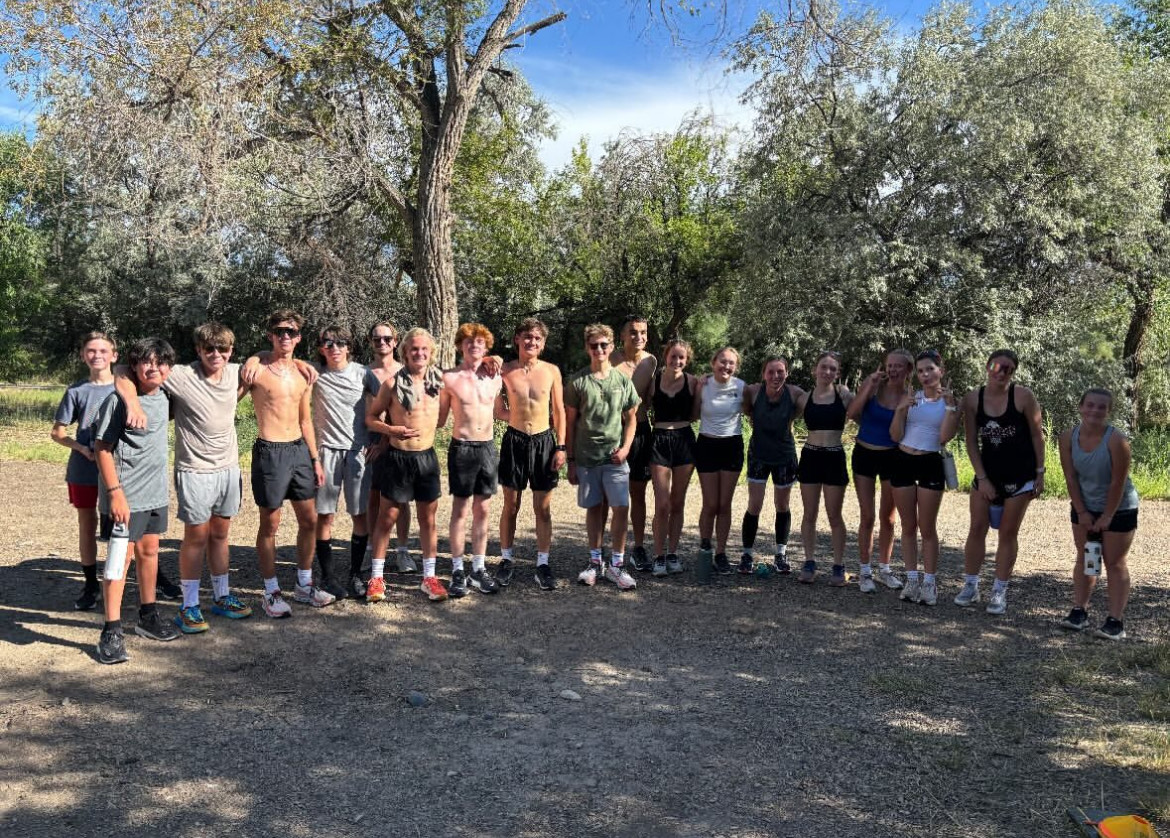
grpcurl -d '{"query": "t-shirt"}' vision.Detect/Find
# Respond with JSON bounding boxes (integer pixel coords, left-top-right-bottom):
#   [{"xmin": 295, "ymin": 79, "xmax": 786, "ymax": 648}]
[
  {"xmin": 565, "ymin": 367, "xmax": 640, "ymax": 468},
  {"xmin": 93, "ymin": 389, "xmax": 170, "ymax": 513},
  {"xmin": 54, "ymin": 379, "xmax": 117, "ymax": 485},
  {"xmin": 314, "ymin": 362, "xmax": 368, "ymax": 450},
  {"xmin": 164, "ymin": 361, "xmax": 240, "ymax": 473}
]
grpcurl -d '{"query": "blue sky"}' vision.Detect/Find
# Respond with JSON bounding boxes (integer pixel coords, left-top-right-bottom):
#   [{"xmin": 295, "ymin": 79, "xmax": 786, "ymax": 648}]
[{"xmin": 0, "ymin": 0, "xmax": 937, "ymax": 169}]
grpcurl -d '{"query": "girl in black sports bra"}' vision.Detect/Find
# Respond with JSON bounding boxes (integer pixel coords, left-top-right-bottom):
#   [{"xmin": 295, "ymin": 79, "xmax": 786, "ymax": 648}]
[{"xmin": 646, "ymin": 339, "xmax": 698, "ymax": 576}]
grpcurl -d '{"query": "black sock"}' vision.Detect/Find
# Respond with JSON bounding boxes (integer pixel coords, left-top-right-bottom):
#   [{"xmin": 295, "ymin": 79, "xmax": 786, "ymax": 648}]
[
  {"xmin": 700, "ymin": 537, "xmax": 712, "ymax": 551},
  {"xmin": 82, "ymin": 564, "xmax": 98, "ymax": 588},
  {"xmin": 741, "ymin": 512, "xmax": 759, "ymax": 550},
  {"xmin": 103, "ymin": 620, "xmax": 121, "ymax": 633},
  {"xmin": 316, "ymin": 539, "xmax": 333, "ymax": 578},
  {"xmin": 138, "ymin": 603, "xmax": 157, "ymax": 619},
  {"xmin": 350, "ymin": 534, "xmax": 369, "ymax": 576},
  {"xmin": 775, "ymin": 510, "xmax": 792, "ymax": 547}
]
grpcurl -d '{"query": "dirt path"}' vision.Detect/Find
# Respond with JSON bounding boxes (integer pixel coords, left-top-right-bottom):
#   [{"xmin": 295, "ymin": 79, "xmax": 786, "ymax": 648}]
[{"xmin": 1, "ymin": 460, "xmax": 1166, "ymax": 837}]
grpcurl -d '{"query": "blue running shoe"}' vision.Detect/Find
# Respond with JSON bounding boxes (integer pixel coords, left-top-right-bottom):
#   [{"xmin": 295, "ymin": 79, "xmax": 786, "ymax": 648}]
[
  {"xmin": 210, "ymin": 593, "xmax": 253, "ymax": 620},
  {"xmin": 174, "ymin": 605, "xmax": 209, "ymax": 634}
]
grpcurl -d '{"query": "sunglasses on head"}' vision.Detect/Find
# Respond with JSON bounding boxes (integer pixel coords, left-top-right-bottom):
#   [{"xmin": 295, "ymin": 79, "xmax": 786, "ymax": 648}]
[
  {"xmin": 271, "ymin": 327, "xmax": 300, "ymax": 339},
  {"xmin": 321, "ymin": 339, "xmax": 348, "ymax": 349}
]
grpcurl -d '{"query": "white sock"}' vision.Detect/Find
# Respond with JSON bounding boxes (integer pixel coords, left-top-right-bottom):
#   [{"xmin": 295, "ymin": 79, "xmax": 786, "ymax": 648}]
[
  {"xmin": 860, "ymin": 563, "xmax": 872, "ymax": 577},
  {"xmin": 965, "ymin": 574, "xmax": 980, "ymax": 585},
  {"xmin": 181, "ymin": 579, "xmax": 200, "ymax": 609},
  {"xmin": 992, "ymin": 578, "xmax": 1009, "ymax": 594},
  {"xmin": 923, "ymin": 572, "xmax": 936, "ymax": 585},
  {"xmin": 472, "ymin": 555, "xmax": 486, "ymax": 573},
  {"xmin": 500, "ymin": 547, "xmax": 513, "ymax": 561},
  {"xmin": 423, "ymin": 557, "xmax": 437, "ymax": 578},
  {"xmin": 880, "ymin": 563, "xmax": 892, "ymax": 573},
  {"xmin": 775, "ymin": 544, "xmax": 788, "ymax": 556},
  {"xmin": 297, "ymin": 568, "xmax": 313, "ymax": 588},
  {"xmin": 537, "ymin": 552, "xmax": 550, "ymax": 567},
  {"xmin": 263, "ymin": 577, "xmax": 280, "ymax": 595},
  {"xmin": 907, "ymin": 570, "xmax": 921, "ymax": 583},
  {"xmin": 452, "ymin": 556, "xmax": 465, "ymax": 575},
  {"xmin": 211, "ymin": 573, "xmax": 229, "ymax": 600},
  {"xmin": 371, "ymin": 559, "xmax": 385, "ymax": 578},
  {"xmin": 611, "ymin": 551, "xmax": 624, "ymax": 567},
  {"xmin": 589, "ymin": 548, "xmax": 602, "ymax": 564}
]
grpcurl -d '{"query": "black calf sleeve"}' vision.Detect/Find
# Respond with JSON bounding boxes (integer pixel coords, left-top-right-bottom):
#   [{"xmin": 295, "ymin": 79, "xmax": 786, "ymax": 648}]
[
  {"xmin": 775, "ymin": 510, "xmax": 792, "ymax": 546},
  {"xmin": 316, "ymin": 539, "xmax": 333, "ymax": 576},
  {"xmin": 741, "ymin": 512, "xmax": 759, "ymax": 550},
  {"xmin": 350, "ymin": 534, "xmax": 369, "ymax": 575}
]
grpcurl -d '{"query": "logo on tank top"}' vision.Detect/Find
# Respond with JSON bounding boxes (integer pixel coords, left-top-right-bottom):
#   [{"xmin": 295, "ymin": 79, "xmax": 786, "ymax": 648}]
[{"xmin": 980, "ymin": 420, "xmax": 1017, "ymax": 447}]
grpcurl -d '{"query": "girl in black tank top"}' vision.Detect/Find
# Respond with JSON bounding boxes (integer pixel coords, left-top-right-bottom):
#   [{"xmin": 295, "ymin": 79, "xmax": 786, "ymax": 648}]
[
  {"xmin": 648, "ymin": 340, "xmax": 698, "ymax": 573},
  {"xmin": 651, "ymin": 370, "xmax": 694, "ymax": 424},
  {"xmin": 976, "ymin": 382, "xmax": 1036, "ymax": 493}
]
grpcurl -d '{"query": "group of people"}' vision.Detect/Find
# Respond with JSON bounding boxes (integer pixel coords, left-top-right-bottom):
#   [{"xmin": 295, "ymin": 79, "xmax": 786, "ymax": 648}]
[{"xmin": 50, "ymin": 313, "xmax": 1142, "ymax": 664}]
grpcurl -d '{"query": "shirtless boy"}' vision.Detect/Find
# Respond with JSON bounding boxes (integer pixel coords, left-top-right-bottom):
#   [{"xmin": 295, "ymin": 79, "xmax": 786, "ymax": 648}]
[
  {"xmin": 439, "ymin": 323, "xmax": 503, "ymax": 597},
  {"xmin": 610, "ymin": 315, "xmax": 657, "ymax": 571},
  {"xmin": 496, "ymin": 318, "xmax": 566, "ymax": 591},
  {"xmin": 245, "ymin": 310, "xmax": 334, "ymax": 616},
  {"xmin": 365, "ymin": 328, "xmax": 447, "ymax": 603}
]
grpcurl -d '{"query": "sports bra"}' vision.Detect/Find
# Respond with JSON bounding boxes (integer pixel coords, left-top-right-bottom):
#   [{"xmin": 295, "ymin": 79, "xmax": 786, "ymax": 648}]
[
  {"xmin": 803, "ymin": 387, "xmax": 846, "ymax": 432},
  {"xmin": 652, "ymin": 372, "xmax": 694, "ymax": 423}
]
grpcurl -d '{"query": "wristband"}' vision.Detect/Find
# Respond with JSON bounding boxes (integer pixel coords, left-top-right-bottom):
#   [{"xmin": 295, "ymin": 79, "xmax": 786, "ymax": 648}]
[
  {"xmin": 554, "ymin": 445, "xmax": 567, "ymax": 452},
  {"xmin": 107, "ymin": 485, "xmax": 122, "ymax": 493}
]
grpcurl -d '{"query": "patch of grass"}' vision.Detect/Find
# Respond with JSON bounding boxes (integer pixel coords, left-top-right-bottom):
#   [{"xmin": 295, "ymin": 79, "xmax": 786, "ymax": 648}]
[
  {"xmin": 866, "ymin": 672, "xmax": 934, "ymax": 699},
  {"xmin": 0, "ymin": 386, "xmax": 64, "ymax": 425}
]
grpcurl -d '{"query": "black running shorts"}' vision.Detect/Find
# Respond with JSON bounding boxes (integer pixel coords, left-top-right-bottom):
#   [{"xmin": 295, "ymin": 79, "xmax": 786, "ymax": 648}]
[
  {"xmin": 447, "ymin": 439, "xmax": 499, "ymax": 498},
  {"xmin": 378, "ymin": 446, "xmax": 442, "ymax": 504},
  {"xmin": 251, "ymin": 438, "xmax": 317, "ymax": 509},
  {"xmin": 498, "ymin": 427, "xmax": 560, "ymax": 493}
]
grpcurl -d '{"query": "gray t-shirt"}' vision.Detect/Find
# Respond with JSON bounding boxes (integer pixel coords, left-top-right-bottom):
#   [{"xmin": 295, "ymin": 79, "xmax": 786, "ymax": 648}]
[
  {"xmin": 313, "ymin": 362, "xmax": 368, "ymax": 451},
  {"xmin": 54, "ymin": 379, "xmax": 117, "ymax": 485},
  {"xmin": 164, "ymin": 361, "xmax": 240, "ymax": 473},
  {"xmin": 565, "ymin": 367, "xmax": 640, "ymax": 468},
  {"xmin": 93, "ymin": 389, "xmax": 170, "ymax": 513}
]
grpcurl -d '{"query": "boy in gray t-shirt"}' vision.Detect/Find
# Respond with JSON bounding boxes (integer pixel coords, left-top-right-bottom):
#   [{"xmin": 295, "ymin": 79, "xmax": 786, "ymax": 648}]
[{"xmin": 92, "ymin": 338, "xmax": 180, "ymax": 664}]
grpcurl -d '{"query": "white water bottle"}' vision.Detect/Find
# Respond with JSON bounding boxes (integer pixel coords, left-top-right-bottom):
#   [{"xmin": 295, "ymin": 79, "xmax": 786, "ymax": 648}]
[
  {"xmin": 1083, "ymin": 536, "xmax": 1102, "ymax": 577},
  {"xmin": 105, "ymin": 522, "xmax": 130, "ymax": 581}
]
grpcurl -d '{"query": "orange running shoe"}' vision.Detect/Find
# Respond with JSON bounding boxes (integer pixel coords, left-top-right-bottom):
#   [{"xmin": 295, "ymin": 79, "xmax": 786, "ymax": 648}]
[
  {"xmin": 420, "ymin": 575, "xmax": 448, "ymax": 602},
  {"xmin": 365, "ymin": 576, "xmax": 386, "ymax": 603}
]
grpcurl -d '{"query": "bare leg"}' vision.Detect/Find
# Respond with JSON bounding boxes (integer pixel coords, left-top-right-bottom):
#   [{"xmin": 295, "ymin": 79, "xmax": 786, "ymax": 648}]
[
  {"xmin": 876, "ymin": 480, "xmax": 896, "ymax": 565},
  {"xmin": 715, "ymin": 471, "xmax": 737, "ymax": 553},
  {"xmin": 629, "ymin": 480, "xmax": 648, "ymax": 548},
  {"xmin": 471, "ymin": 495, "xmax": 491, "ymax": 558},
  {"xmin": 992, "ymin": 494, "xmax": 1031, "ymax": 582},
  {"xmin": 449, "ymin": 495, "xmax": 471, "ymax": 561},
  {"xmin": 417, "ymin": 500, "xmax": 439, "ymax": 559},
  {"xmin": 800, "ymin": 482, "xmax": 822, "ymax": 561},
  {"xmin": 206, "ymin": 516, "xmax": 232, "ymax": 576},
  {"xmin": 650, "ymin": 464, "xmax": 673, "ymax": 556},
  {"xmin": 500, "ymin": 487, "xmax": 521, "ymax": 551},
  {"xmin": 698, "ymin": 472, "xmax": 720, "ymax": 542},
  {"xmin": 668, "ymin": 466, "xmax": 693, "ymax": 552},
  {"xmin": 854, "ymin": 474, "xmax": 877, "ymax": 564},
  {"xmin": 1102, "ymin": 530, "xmax": 1135, "ymax": 620},
  {"xmin": 823, "ymin": 484, "xmax": 846, "ymax": 563},
  {"xmin": 78, "ymin": 507, "xmax": 98, "ymax": 568},
  {"xmin": 533, "ymin": 491, "xmax": 553, "ymax": 554},
  {"xmin": 963, "ymin": 490, "xmax": 990, "ymax": 576},
  {"xmin": 256, "ymin": 507, "xmax": 283, "ymax": 580},
  {"xmin": 586, "ymin": 505, "xmax": 606, "ymax": 550},
  {"xmin": 893, "ymin": 487, "xmax": 919, "ymax": 572},
  {"xmin": 610, "ymin": 506, "xmax": 630, "ymax": 555},
  {"xmin": 291, "ymin": 498, "xmax": 317, "ymax": 572},
  {"xmin": 179, "ymin": 522, "xmax": 209, "ymax": 585},
  {"xmin": 917, "ymin": 488, "xmax": 944, "ymax": 574}
]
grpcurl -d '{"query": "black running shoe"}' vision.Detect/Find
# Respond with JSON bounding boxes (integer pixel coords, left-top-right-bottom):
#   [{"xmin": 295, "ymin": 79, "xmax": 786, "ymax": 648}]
[
  {"xmin": 1095, "ymin": 617, "xmax": 1126, "ymax": 641},
  {"xmin": 630, "ymin": 546, "xmax": 652, "ymax": 572},
  {"xmin": 321, "ymin": 575, "xmax": 348, "ymax": 600},
  {"xmin": 75, "ymin": 585, "xmax": 101, "ymax": 611},
  {"xmin": 155, "ymin": 571, "xmax": 182, "ymax": 601},
  {"xmin": 448, "ymin": 569, "xmax": 469, "ymax": 598},
  {"xmin": 97, "ymin": 627, "xmax": 129, "ymax": 664},
  {"xmin": 135, "ymin": 610, "xmax": 179, "ymax": 642},
  {"xmin": 738, "ymin": 552, "xmax": 754, "ymax": 575},
  {"xmin": 349, "ymin": 573, "xmax": 367, "ymax": 599},
  {"xmin": 470, "ymin": 568, "xmax": 500, "ymax": 594},
  {"xmin": 772, "ymin": 555, "xmax": 792, "ymax": 575},
  {"xmin": 534, "ymin": 563, "xmax": 556, "ymax": 591},
  {"xmin": 495, "ymin": 559, "xmax": 515, "ymax": 588},
  {"xmin": 1059, "ymin": 607, "xmax": 1088, "ymax": 631},
  {"xmin": 713, "ymin": 553, "xmax": 732, "ymax": 575}
]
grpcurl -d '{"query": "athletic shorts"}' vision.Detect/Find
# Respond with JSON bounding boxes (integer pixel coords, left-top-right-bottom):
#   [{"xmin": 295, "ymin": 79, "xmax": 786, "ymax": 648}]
[
  {"xmin": 498, "ymin": 427, "xmax": 559, "ymax": 493},
  {"xmin": 747, "ymin": 456, "xmax": 798, "ymax": 487},
  {"xmin": 693, "ymin": 434, "xmax": 744, "ymax": 475},
  {"xmin": 100, "ymin": 506, "xmax": 168, "ymax": 543},
  {"xmin": 317, "ymin": 447, "xmax": 368, "ymax": 515},
  {"xmin": 378, "ymin": 446, "xmax": 441, "ymax": 504},
  {"xmin": 176, "ymin": 467, "xmax": 243, "ymax": 524},
  {"xmin": 851, "ymin": 445, "xmax": 899, "ymax": 482},
  {"xmin": 251, "ymin": 438, "xmax": 317, "ymax": 509},
  {"xmin": 576, "ymin": 462, "xmax": 630, "ymax": 509},
  {"xmin": 974, "ymin": 475, "xmax": 1035, "ymax": 504},
  {"xmin": 627, "ymin": 421, "xmax": 653, "ymax": 482},
  {"xmin": 889, "ymin": 449, "xmax": 945, "ymax": 492},
  {"xmin": 798, "ymin": 445, "xmax": 848, "ymax": 486},
  {"xmin": 649, "ymin": 426, "xmax": 695, "ymax": 468},
  {"xmin": 1069, "ymin": 505, "xmax": 1138, "ymax": 533},
  {"xmin": 447, "ymin": 439, "xmax": 499, "ymax": 498},
  {"xmin": 67, "ymin": 482, "xmax": 98, "ymax": 510}
]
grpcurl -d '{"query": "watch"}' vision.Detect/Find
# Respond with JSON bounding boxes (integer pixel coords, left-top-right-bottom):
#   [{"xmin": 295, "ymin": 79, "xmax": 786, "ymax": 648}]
[{"xmin": 554, "ymin": 445, "xmax": 567, "ymax": 452}]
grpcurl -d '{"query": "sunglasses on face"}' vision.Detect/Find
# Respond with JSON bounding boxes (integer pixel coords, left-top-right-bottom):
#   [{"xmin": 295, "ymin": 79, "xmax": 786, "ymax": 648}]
[
  {"xmin": 321, "ymin": 339, "xmax": 348, "ymax": 350},
  {"xmin": 588, "ymin": 342, "xmax": 610, "ymax": 351},
  {"xmin": 271, "ymin": 327, "xmax": 300, "ymax": 339},
  {"xmin": 201, "ymin": 344, "xmax": 232, "ymax": 355},
  {"xmin": 988, "ymin": 361, "xmax": 1015, "ymax": 375},
  {"xmin": 371, "ymin": 336, "xmax": 395, "ymax": 345}
]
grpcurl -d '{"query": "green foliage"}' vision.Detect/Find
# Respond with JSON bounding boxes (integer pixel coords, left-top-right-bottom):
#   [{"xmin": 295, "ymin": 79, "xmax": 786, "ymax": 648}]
[{"xmin": 0, "ymin": 133, "xmax": 49, "ymax": 380}]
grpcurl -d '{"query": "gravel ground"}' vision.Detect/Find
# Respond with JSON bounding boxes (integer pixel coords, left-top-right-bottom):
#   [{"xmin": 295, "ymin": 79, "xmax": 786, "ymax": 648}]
[{"xmin": 1, "ymin": 460, "xmax": 1167, "ymax": 838}]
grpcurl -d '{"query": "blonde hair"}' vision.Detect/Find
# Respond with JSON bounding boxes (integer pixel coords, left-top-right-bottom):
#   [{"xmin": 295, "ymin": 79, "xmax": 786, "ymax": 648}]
[
  {"xmin": 711, "ymin": 345, "xmax": 740, "ymax": 367},
  {"xmin": 583, "ymin": 323, "xmax": 614, "ymax": 344},
  {"xmin": 398, "ymin": 327, "xmax": 436, "ymax": 364}
]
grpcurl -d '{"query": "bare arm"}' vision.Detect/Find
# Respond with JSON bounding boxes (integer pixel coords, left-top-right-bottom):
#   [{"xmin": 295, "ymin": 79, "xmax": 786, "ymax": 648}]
[
  {"xmin": 437, "ymin": 382, "xmax": 452, "ymax": 429},
  {"xmin": 550, "ymin": 368, "xmax": 567, "ymax": 469},
  {"xmin": 494, "ymin": 388, "xmax": 509, "ymax": 423},
  {"xmin": 847, "ymin": 368, "xmax": 882, "ymax": 422},
  {"xmin": 565, "ymin": 405, "xmax": 579, "ymax": 485},
  {"xmin": 113, "ymin": 365, "xmax": 148, "ymax": 429},
  {"xmin": 50, "ymin": 423, "xmax": 94, "ymax": 461},
  {"xmin": 299, "ymin": 387, "xmax": 325, "ymax": 487},
  {"xmin": 890, "ymin": 391, "xmax": 914, "ymax": 443},
  {"xmin": 95, "ymin": 441, "xmax": 129, "ymax": 524},
  {"xmin": 962, "ymin": 391, "xmax": 995, "ymax": 501},
  {"xmin": 612, "ymin": 406, "xmax": 638, "ymax": 464},
  {"xmin": 1095, "ymin": 431, "xmax": 1133, "ymax": 531},
  {"xmin": 742, "ymin": 383, "xmax": 756, "ymax": 424},
  {"xmin": 1022, "ymin": 388, "xmax": 1046, "ymax": 496},
  {"xmin": 1058, "ymin": 430, "xmax": 1093, "ymax": 528},
  {"xmin": 365, "ymin": 382, "xmax": 418, "ymax": 441}
]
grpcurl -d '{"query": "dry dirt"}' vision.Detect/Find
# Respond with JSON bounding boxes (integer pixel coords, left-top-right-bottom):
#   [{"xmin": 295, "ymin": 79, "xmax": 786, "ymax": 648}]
[{"xmin": 0, "ymin": 459, "xmax": 1166, "ymax": 838}]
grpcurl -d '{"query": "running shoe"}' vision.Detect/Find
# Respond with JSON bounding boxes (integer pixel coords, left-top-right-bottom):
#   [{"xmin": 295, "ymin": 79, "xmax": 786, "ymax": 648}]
[
  {"xmin": 876, "ymin": 567, "xmax": 904, "ymax": 590},
  {"xmin": 533, "ymin": 564, "xmax": 555, "ymax": 591},
  {"xmin": 829, "ymin": 565, "xmax": 847, "ymax": 587},
  {"xmin": 75, "ymin": 585, "xmax": 101, "ymax": 612},
  {"xmin": 210, "ymin": 593, "xmax": 252, "ymax": 619},
  {"xmin": 495, "ymin": 559, "xmax": 515, "ymax": 587},
  {"xmin": 321, "ymin": 575, "xmax": 348, "ymax": 600},
  {"xmin": 577, "ymin": 563, "xmax": 600, "ymax": 586},
  {"xmin": 738, "ymin": 552, "xmax": 754, "ymax": 575},
  {"xmin": 858, "ymin": 573, "xmax": 876, "ymax": 594},
  {"xmin": 772, "ymin": 555, "xmax": 792, "ymax": 575},
  {"xmin": 630, "ymin": 546, "xmax": 651, "ymax": 572},
  {"xmin": 448, "ymin": 569, "xmax": 469, "ymax": 599},
  {"xmin": 471, "ymin": 568, "xmax": 501, "ymax": 594},
  {"xmin": 1060, "ymin": 608, "xmax": 1089, "ymax": 631},
  {"xmin": 349, "ymin": 574, "xmax": 368, "ymax": 599},
  {"xmin": 954, "ymin": 581, "xmax": 981, "ymax": 607},
  {"xmin": 652, "ymin": 556, "xmax": 668, "ymax": 577},
  {"xmin": 798, "ymin": 560, "xmax": 817, "ymax": 584},
  {"xmin": 293, "ymin": 583, "xmax": 336, "ymax": 607},
  {"xmin": 900, "ymin": 577, "xmax": 921, "ymax": 603},
  {"xmin": 262, "ymin": 590, "xmax": 292, "ymax": 618},
  {"xmin": 365, "ymin": 576, "xmax": 387, "ymax": 603},
  {"xmin": 420, "ymin": 575, "xmax": 448, "ymax": 602},
  {"xmin": 665, "ymin": 554, "xmax": 684, "ymax": 575},
  {"xmin": 603, "ymin": 564, "xmax": 637, "ymax": 590},
  {"xmin": 986, "ymin": 588, "xmax": 1007, "ymax": 615},
  {"xmin": 174, "ymin": 605, "xmax": 209, "ymax": 634},
  {"xmin": 396, "ymin": 551, "xmax": 417, "ymax": 574},
  {"xmin": 96, "ymin": 627, "xmax": 128, "ymax": 664},
  {"xmin": 155, "ymin": 571, "xmax": 182, "ymax": 601},
  {"xmin": 918, "ymin": 578, "xmax": 938, "ymax": 606},
  {"xmin": 135, "ymin": 610, "xmax": 179, "ymax": 642},
  {"xmin": 1095, "ymin": 617, "xmax": 1126, "ymax": 641},
  {"xmin": 713, "ymin": 553, "xmax": 733, "ymax": 575}
]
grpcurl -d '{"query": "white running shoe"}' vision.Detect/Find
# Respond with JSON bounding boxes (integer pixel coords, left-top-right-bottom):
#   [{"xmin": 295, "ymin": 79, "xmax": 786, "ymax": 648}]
[
  {"xmin": 900, "ymin": 577, "xmax": 921, "ymax": 603},
  {"xmin": 919, "ymin": 579, "xmax": 938, "ymax": 606},
  {"xmin": 877, "ymin": 567, "xmax": 903, "ymax": 590},
  {"xmin": 603, "ymin": 564, "xmax": 637, "ymax": 590},
  {"xmin": 954, "ymin": 580, "xmax": 981, "ymax": 607},
  {"xmin": 293, "ymin": 583, "xmax": 336, "ymax": 608},
  {"xmin": 986, "ymin": 588, "xmax": 1007, "ymax": 615},
  {"xmin": 858, "ymin": 573, "xmax": 876, "ymax": 594},
  {"xmin": 262, "ymin": 590, "xmax": 292, "ymax": 618},
  {"xmin": 396, "ymin": 551, "xmax": 417, "ymax": 574},
  {"xmin": 577, "ymin": 564, "xmax": 600, "ymax": 586}
]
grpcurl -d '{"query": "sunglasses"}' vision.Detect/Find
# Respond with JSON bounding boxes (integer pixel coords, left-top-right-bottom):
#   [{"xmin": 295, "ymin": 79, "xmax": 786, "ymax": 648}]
[
  {"xmin": 271, "ymin": 327, "xmax": 300, "ymax": 339},
  {"xmin": 371, "ymin": 335, "xmax": 395, "ymax": 345},
  {"xmin": 988, "ymin": 361, "xmax": 1015, "ymax": 375},
  {"xmin": 200, "ymin": 344, "xmax": 232, "ymax": 355},
  {"xmin": 321, "ymin": 339, "xmax": 348, "ymax": 349},
  {"xmin": 588, "ymin": 341, "xmax": 610, "ymax": 351}
]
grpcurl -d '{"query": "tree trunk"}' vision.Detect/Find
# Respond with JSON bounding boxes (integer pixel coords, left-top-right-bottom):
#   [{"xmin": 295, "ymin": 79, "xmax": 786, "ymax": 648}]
[{"xmin": 1122, "ymin": 274, "xmax": 1157, "ymax": 428}]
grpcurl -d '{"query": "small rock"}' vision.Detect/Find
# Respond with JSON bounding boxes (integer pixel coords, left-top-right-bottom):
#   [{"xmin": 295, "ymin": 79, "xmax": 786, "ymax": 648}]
[
  {"xmin": 559, "ymin": 689, "xmax": 582, "ymax": 701},
  {"xmin": 514, "ymin": 656, "xmax": 525, "ymax": 664},
  {"xmin": 61, "ymin": 698, "xmax": 72, "ymax": 708},
  {"xmin": 351, "ymin": 813, "xmax": 365, "ymax": 824},
  {"xmin": 446, "ymin": 770, "xmax": 459, "ymax": 778},
  {"xmin": 406, "ymin": 691, "xmax": 430, "ymax": 708}
]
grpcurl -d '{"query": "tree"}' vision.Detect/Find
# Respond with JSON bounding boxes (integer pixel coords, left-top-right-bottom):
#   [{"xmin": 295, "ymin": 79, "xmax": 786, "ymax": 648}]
[{"xmin": 0, "ymin": 132, "xmax": 48, "ymax": 378}]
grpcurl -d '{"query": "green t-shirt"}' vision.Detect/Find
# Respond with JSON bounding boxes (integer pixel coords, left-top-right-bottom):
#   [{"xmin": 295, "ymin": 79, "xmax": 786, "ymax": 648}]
[{"xmin": 565, "ymin": 367, "xmax": 640, "ymax": 468}]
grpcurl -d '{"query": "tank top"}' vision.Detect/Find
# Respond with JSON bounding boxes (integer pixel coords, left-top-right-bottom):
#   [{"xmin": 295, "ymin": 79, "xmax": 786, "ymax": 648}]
[
  {"xmin": 699, "ymin": 377, "xmax": 744, "ymax": 437},
  {"xmin": 803, "ymin": 387, "xmax": 846, "ymax": 432},
  {"xmin": 748, "ymin": 385, "xmax": 797, "ymax": 463},
  {"xmin": 976, "ymin": 384, "xmax": 1036, "ymax": 485},
  {"xmin": 1071, "ymin": 426, "xmax": 1139, "ymax": 512},
  {"xmin": 901, "ymin": 391, "xmax": 945, "ymax": 452},
  {"xmin": 856, "ymin": 394, "xmax": 897, "ymax": 448},
  {"xmin": 652, "ymin": 372, "xmax": 693, "ymax": 423}
]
